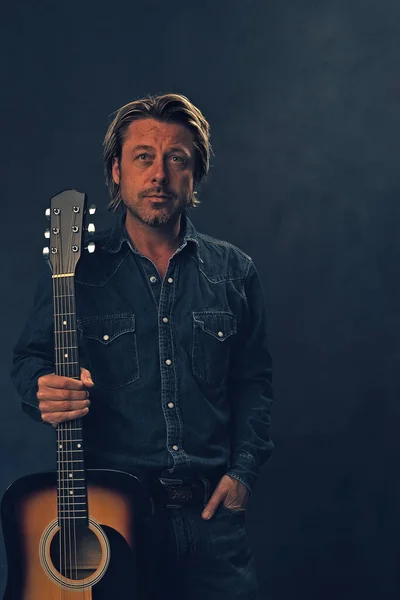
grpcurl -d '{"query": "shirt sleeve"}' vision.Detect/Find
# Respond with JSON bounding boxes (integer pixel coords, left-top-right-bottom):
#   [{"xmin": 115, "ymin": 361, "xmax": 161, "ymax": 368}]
[
  {"xmin": 226, "ymin": 260, "xmax": 274, "ymax": 493},
  {"xmin": 10, "ymin": 260, "xmax": 55, "ymax": 421}
]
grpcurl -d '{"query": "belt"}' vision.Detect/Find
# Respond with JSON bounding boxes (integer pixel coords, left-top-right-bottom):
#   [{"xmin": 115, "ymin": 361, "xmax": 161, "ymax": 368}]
[{"xmin": 152, "ymin": 476, "xmax": 218, "ymax": 509}]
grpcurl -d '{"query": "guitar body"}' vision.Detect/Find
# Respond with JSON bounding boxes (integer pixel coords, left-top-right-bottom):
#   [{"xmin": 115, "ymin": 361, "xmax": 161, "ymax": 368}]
[{"xmin": 2, "ymin": 469, "xmax": 152, "ymax": 599}]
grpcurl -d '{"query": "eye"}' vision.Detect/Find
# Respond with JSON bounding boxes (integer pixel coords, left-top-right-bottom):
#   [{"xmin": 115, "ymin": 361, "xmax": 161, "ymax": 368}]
[
  {"xmin": 138, "ymin": 153, "xmax": 150, "ymax": 160},
  {"xmin": 170, "ymin": 155, "xmax": 185, "ymax": 164}
]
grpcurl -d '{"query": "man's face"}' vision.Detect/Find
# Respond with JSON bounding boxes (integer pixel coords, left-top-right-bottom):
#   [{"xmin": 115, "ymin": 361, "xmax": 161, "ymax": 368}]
[{"xmin": 112, "ymin": 118, "xmax": 196, "ymax": 228}]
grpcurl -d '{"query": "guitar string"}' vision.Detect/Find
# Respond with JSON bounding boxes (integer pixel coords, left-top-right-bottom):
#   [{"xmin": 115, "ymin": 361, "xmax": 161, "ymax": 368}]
[
  {"xmin": 61, "ymin": 212, "xmax": 73, "ymax": 593},
  {"xmin": 53, "ymin": 230, "xmax": 64, "ymax": 593},
  {"xmin": 71, "ymin": 211, "xmax": 90, "ymax": 599},
  {"xmin": 68, "ymin": 213, "xmax": 80, "ymax": 590},
  {"xmin": 53, "ymin": 227, "xmax": 67, "ymax": 597},
  {"xmin": 67, "ymin": 214, "xmax": 77, "ymax": 586},
  {"xmin": 63, "ymin": 215, "xmax": 72, "ymax": 590},
  {"xmin": 53, "ymin": 247, "xmax": 62, "ymax": 597},
  {"xmin": 59, "ymin": 214, "xmax": 71, "ymax": 595},
  {"xmin": 70, "ymin": 214, "xmax": 80, "ymax": 588},
  {"xmin": 69, "ymin": 209, "xmax": 87, "ymax": 597}
]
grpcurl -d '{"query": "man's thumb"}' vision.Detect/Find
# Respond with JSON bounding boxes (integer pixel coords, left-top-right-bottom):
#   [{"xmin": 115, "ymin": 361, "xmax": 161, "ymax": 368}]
[{"xmin": 80, "ymin": 367, "xmax": 94, "ymax": 386}]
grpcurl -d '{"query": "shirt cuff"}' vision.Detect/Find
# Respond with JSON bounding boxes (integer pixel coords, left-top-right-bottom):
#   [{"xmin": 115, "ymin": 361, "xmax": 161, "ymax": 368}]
[{"xmin": 226, "ymin": 453, "xmax": 259, "ymax": 495}]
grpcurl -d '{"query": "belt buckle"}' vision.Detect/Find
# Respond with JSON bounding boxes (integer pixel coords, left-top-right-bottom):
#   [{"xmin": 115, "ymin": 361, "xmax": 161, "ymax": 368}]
[
  {"xmin": 159, "ymin": 477, "xmax": 185, "ymax": 509},
  {"xmin": 158, "ymin": 476, "xmax": 211, "ymax": 509}
]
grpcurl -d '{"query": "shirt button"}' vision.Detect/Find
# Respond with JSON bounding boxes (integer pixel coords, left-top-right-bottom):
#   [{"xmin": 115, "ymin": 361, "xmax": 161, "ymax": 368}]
[
  {"xmin": 168, "ymin": 402, "xmax": 175, "ymax": 408},
  {"xmin": 162, "ymin": 317, "xmax": 169, "ymax": 323},
  {"xmin": 167, "ymin": 277, "xmax": 174, "ymax": 284},
  {"xmin": 172, "ymin": 445, "xmax": 179, "ymax": 451},
  {"xmin": 218, "ymin": 331, "xmax": 224, "ymax": 338},
  {"xmin": 149, "ymin": 276, "xmax": 157, "ymax": 283},
  {"xmin": 103, "ymin": 335, "xmax": 110, "ymax": 341},
  {"xmin": 165, "ymin": 359, "xmax": 172, "ymax": 366}
]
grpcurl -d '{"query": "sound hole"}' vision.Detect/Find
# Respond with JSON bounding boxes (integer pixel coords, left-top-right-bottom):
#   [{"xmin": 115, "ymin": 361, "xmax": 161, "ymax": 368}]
[{"xmin": 49, "ymin": 525, "xmax": 103, "ymax": 580}]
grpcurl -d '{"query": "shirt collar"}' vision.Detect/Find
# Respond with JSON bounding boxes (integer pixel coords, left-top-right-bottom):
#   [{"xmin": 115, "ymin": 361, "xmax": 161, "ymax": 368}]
[{"xmin": 103, "ymin": 210, "xmax": 202, "ymax": 261}]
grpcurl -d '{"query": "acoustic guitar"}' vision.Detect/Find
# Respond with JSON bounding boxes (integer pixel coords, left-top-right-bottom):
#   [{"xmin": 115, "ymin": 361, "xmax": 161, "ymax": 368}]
[{"xmin": 2, "ymin": 190, "xmax": 153, "ymax": 599}]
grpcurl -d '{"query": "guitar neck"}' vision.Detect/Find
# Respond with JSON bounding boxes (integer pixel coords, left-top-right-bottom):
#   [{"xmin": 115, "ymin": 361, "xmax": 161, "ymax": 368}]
[{"xmin": 53, "ymin": 249, "xmax": 88, "ymax": 526}]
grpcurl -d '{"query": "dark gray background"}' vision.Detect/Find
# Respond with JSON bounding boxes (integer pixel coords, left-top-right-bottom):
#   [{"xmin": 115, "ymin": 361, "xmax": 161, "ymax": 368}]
[{"xmin": 1, "ymin": 1, "xmax": 399, "ymax": 598}]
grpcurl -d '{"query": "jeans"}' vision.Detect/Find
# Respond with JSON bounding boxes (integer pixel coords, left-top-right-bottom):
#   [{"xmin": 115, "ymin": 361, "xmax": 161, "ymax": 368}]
[{"xmin": 139, "ymin": 503, "xmax": 259, "ymax": 599}]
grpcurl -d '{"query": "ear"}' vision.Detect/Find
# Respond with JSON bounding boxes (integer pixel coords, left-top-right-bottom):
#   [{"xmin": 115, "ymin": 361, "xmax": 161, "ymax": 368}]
[{"xmin": 112, "ymin": 157, "xmax": 120, "ymax": 185}]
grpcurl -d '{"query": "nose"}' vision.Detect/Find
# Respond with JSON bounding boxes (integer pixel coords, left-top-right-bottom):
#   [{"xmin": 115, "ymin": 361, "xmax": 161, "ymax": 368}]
[{"xmin": 151, "ymin": 157, "xmax": 169, "ymax": 185}]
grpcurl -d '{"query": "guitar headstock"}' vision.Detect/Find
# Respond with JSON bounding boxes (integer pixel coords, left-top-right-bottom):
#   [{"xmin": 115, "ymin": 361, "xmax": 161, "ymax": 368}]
[{"xmin": 43, "ymin": 189, "xmax": 96, "ymax": 275}]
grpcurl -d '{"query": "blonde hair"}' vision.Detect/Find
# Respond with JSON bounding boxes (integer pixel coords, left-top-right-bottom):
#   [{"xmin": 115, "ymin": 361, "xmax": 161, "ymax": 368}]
[{"xmin": 103, "ymin": 93, "xmax": 211, "ymax": 211}]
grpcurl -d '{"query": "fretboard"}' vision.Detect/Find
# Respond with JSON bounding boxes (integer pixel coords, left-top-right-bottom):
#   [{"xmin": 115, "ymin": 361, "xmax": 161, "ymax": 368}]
[{"xmin": 53, "ymin": 274, "xmax": 88, "ymax": 526}]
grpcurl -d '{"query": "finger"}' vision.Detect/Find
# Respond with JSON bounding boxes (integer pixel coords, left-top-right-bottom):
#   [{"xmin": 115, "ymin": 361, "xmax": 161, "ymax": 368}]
[
  {"xmin": 202, "ymin": 488, "xmax": 227, "ymax": 520},
  {"xmin": 39, "ymin": 398, "xmax": 90, "ymax": 413},
  {"xmin": 38, "ymin": 373, "xmax": 86, "ymax": 391},
  {"xmin": 80, "ymin": 368, "xmax": 94, "ymax": 387},
  {"xmin": 42, "ymin": 407, "xmax": 89, "ymax": 426},
  {"xmin": 37, "ymin": 388, "xmax": 90, "ymax": 403}
]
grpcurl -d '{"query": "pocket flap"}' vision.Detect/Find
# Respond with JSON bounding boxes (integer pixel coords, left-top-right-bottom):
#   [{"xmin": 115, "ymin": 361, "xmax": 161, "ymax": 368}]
[
  {"xmin": 80, "ymin": 314, "xmax": 136, "ymax": 344},
  {"xmin": 193, "ymin": 311, "xmax": 236, "ymax": 341}
]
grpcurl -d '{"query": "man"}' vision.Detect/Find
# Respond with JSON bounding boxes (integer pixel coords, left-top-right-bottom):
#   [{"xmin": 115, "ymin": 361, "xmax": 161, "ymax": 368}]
[{"xmin": 11, "ymin": 93, "xmax": 274, "ymax": 599}]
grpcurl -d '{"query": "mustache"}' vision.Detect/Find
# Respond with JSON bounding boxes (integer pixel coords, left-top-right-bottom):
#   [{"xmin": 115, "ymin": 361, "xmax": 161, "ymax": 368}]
[{"xmin": 138, "ymin": 187, "xmax": 175, "ymax": 199}]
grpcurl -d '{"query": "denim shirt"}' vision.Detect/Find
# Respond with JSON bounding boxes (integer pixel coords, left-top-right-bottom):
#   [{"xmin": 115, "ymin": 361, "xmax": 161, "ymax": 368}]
[{"xmin": 11, "ymin": 213, "xmax": 274, "ymax": 492}]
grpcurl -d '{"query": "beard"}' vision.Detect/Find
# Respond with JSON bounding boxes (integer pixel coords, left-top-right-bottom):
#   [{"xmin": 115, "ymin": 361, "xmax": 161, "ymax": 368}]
[{"xmin": 122, "ymin": 186, "xmax": 192, "ymax": 228}]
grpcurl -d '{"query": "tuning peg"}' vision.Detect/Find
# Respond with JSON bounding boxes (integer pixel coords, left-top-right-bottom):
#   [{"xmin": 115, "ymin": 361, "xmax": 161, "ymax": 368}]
[
  {"xmin": 88, "ymin": 204, "xmax": 96, "ymax": 215},
  {"xmin": 87, "ymin": 242, "xmax": 96, "ymax": 253},
  {"xmin": 87, "ymin": 223, "xmax": 95, "ymax": 234},
  {"xmin": 44, "ymin": 229, "xmax": 50, "ymax": 239},
  {"xmin": 45, "ymin": 208, "xmax": 51, "ymax": 219},
  {"xmin": 43, "ymin": 247, "xmax": 50, "ymax": 257}
]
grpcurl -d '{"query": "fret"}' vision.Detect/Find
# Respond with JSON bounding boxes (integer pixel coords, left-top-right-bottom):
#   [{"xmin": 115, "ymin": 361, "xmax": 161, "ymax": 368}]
[
  {"xmin": 59, "ymin": 516, "xmax": 87, "ymax": 520},
  {"xmin": 54, "ymin": 294, "xmax": 75, "ymax": 300},
  {"xmin": 59, "ymin": 494, "xmax": 87, "ymax": 499},
  {"xmin": 55, "ymin": 346, "xmax": 78, "ymax": 350},
  {"xmin": 59, "ymin": 509, "xmax": 87, "ymax": 514},
  {"xmin": 58, "ymin": 426, "xmax": 82, "ymax": 430},
  {"xmin": 54, "ymin": 329, "xmax": 76, "ymax": 333},
  {"xmin": 55, "ymin": 361, "xmax": 79, "ymax": 366},
  {"xmin": 59, "ymin": 468, "xmax": 84, "ymax": 472},
  {"xmin": 57, "ymin": 452, "xmax": 83, "ymax": 455}
]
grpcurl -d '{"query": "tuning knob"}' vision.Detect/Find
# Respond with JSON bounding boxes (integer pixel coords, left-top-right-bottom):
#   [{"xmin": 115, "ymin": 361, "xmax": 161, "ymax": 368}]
[
  {"xmin": 45, "ymin": 208, "xmax": 51, "ymax": 219},
  {"xmin": 43, "ymin": 247, "xmax": 50, "ymax": 257},
  {"xmin": 87, "ymin": 223, "xmax": 95, "ymax": 234},
  {"xmin": 87, "ymin": 242, "xmax": 96, "ymax": 253},
  {"xmin": 44, "ymin": 229, "xmax": 50, "ymax": 239},
  {"xmin": 88, "ymin": 204, "xmax": 96, "ymax": 215}
]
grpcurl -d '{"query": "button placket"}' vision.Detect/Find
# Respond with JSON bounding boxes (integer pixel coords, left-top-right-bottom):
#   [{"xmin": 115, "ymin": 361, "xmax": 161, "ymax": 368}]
[{"xmin": 158, "ymin": 265, "xmax": 189, "ymax": 469}]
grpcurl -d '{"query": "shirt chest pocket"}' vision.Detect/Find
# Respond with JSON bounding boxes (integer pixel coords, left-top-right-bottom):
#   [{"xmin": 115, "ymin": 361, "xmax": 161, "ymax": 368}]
[
  {"xmin": 78, "ymin": 314, "xmax": 140, "ymax": 390},
  {"xmin": 192, "ymin": 311, "xmax": 237, "ymax": 386}
]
